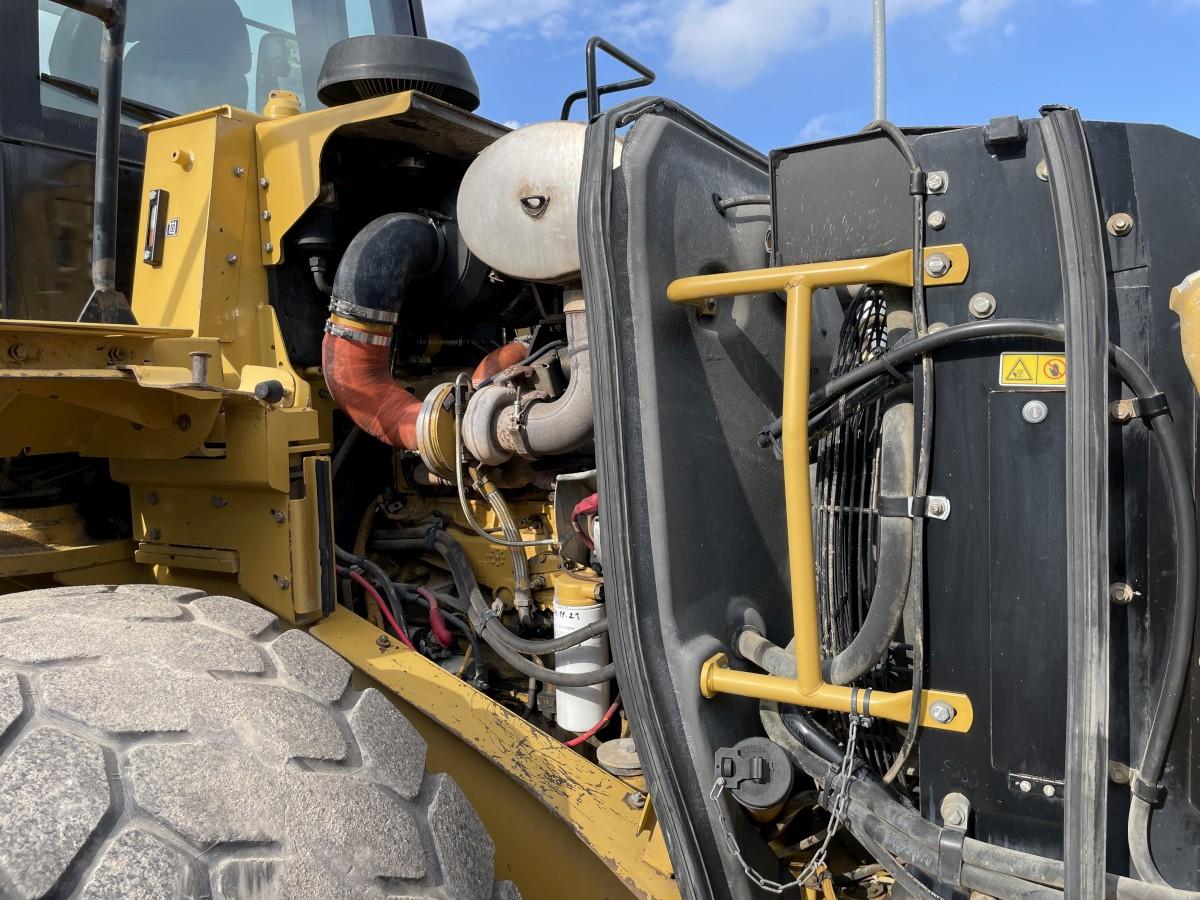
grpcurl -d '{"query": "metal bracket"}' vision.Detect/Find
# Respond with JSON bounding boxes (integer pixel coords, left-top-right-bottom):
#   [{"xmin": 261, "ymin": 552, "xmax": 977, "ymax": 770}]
[{"xmin": 877, "ymin": 494, "xmax": 951, "ymax": 520}]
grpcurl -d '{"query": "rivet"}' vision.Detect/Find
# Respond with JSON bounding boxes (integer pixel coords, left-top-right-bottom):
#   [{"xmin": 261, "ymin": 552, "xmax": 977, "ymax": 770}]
[{"xmin": 1022, "ymin": 400, "xmax": 1049, "ymax": 424}]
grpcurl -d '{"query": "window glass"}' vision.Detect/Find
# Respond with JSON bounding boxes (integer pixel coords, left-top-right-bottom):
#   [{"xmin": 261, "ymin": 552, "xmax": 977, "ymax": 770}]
[{"xmin": 37, "ymin": 0, "xmax": 399, "ymax": 120}]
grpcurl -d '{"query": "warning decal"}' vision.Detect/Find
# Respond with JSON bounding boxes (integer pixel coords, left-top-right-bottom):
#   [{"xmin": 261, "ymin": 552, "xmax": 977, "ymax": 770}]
[{"xmin": 999, "ymin": 352, "xmax": 1066, "ymax": 388}]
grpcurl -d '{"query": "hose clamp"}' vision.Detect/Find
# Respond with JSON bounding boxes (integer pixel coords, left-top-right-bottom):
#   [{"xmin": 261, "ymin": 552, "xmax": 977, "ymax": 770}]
[
  {"xmin": 877, "ymin": 494, "xmax": 951, "ymax": 520},
  {"xmin": 324, "ymin": 321, "xmax": 391, "ymax": 347},
  {"xmin": 329, "ymin": 296, "xmax": 400, "ymax": 325}
]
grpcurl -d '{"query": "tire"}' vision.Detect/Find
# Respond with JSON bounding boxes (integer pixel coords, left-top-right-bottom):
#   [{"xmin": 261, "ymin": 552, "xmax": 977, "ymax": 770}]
[{"xmin": 0, "ymin": 584, "xmax": 520, "ymax": 900}]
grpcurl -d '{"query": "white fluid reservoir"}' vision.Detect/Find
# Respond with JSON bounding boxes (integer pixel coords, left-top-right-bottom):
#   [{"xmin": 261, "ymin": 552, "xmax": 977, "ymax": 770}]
[{"xmin": 553, "ymin": 593, "xmax": 610, "ymax": 733}]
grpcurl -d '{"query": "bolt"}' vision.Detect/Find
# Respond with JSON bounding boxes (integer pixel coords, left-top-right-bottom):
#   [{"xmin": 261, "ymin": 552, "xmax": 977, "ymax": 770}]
[
  {"xmin": 176, "ymin": 414, "xmax": 192, "ymax": 431},
  {"xmin": 146, "ymin": 528, "xmax": 161, "ymax": 541},
  {"xmin": 930, "ymin": 701, "xmax": 956, "ymax": 724},
  {"xmin": 623, "ymin": 791, "xmax": 647, "ymax": 809},
  {"xmin": 925, "ymin": 252, "xmax": 952, "ymax": 278},
  {"xmin": 1110, "ymin": 582, "xmax": 1136, "ymax": 605},
  {"xmin": 1035, "ymin": 160, "xmax": 1050, "ymax": 181},
  {"xmin": 259, "ymin": 177, "xmax": 270, "ymax": 188},
  {"xmin": 264, "ymin": 242, "xmax": 274, "ymax": 253},
  {"xmin": 211, "ymin": 495, "xmax": 226, "ymax": 509},
  {"xmin": 1042, "ymin": 784, "xmax": 1056, "ymax": 797},
  {"xmin": 262, "ymin": 210, "xmax": 272, "ymax": 221},
  {"xmin": 147, "ymin": 491, "xmax": 159, "ymax": 506},
  {"xmin": 233, "ymin": 166, "xmax": 246, "ymax": 177},
  {"xmin": 1108, "ymin": 761, "xmax": 1132, "ymax": 785},
  {"xmin": 1019, "ymin": 779, "xmax": 1032, "ymax": 793},
  {"xmin": 969, "ymin": 292, "xmax": 997, "ymax": 319},
  {"xmin": 944, "ymin": 807, "xmax": 965, "ymax": 826},
  {"xmin": 1022, "ymin": 400, "xmax": 1049, "ymax": 424},
  {"xmin": 275, "ymin": 575, "xmax": 290, "ymax": 590},
  {"xmin": 1107, "ymin": 212, "xmax": 1134, "ymax": 237},
  {"xmin": 272, "ymin": 509, "xmax": 286, "ymax": 524},
  {"xmin": 529, "ymin": 574, "xmax": 547, "ymax": 590},
  {"xmin": 376, "ymin": 634, "xmax": 391, "ymax": 651},
  {"xmin": 143, "ymin": 249, "xmax": 153, "ymax": 261},
  {"xmin": 927, "ymin": 499, "xmax": 947, "ymax": 517},
  {"xmin": 226, "ymin": 253, "xmax": 238, "ymax": 265},
  {"xmin": 927, "ymin": 210, "xmax": 947, "ymax": 230},
  {"xmin": 927, "ymin": 171, "xmax": 947, "ymax": 192}
]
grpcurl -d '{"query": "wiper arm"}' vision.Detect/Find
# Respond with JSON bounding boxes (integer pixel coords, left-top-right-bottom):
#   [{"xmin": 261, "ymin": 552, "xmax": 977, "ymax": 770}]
[{"xmin": 39, "ymin": 73, "xmax": 175, "ymax": 123}]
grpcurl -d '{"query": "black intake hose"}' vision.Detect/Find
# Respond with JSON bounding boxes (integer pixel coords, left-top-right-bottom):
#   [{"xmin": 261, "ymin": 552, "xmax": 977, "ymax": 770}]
[{"xmin": 329, "ymin": 212, "xmax": 442, "ymax": 321}]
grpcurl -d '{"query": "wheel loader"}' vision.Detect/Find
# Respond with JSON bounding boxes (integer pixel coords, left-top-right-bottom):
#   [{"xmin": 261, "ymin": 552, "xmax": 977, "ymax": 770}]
[{"xmin": 0, "ymin": 1, "xmax": 1198, "ymax": 898}]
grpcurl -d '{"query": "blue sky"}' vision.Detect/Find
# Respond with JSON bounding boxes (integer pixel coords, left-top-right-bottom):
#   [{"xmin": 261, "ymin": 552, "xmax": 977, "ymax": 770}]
[{"xmin": 422, "ymin": 0, "xmax": 1200, "ymax": 152}]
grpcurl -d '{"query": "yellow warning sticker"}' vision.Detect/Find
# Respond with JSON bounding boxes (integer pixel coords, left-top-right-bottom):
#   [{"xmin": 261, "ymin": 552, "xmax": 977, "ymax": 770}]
[{"xmin": 999, "ymin": 352, "xmax": 1067, "ymax": 388}]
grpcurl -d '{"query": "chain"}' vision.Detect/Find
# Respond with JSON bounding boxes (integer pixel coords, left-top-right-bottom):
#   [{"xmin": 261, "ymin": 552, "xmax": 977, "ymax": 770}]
[{"xmin": 710, "ymin": 717, "xmax": 863, "ymax": 894}]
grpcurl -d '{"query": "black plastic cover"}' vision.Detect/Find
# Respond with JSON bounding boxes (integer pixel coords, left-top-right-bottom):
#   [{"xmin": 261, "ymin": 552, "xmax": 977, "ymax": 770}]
[{"xmin": 317, "ymin": 35, "xmax": 480, "ymax": 111}]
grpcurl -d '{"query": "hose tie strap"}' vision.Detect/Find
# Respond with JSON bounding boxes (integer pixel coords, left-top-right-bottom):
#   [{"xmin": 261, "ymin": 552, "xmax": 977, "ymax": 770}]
[
  {"xmin": 473, "ymin": 606, "xmax": 500, "ymax": 633},
  {"xmin": 877, "ymin": 494, "xmax": 951, "ymax": 521},
  {"xmin": 878, "ymin": 356, "xmax": 911, "ymax": 383},
  {"xmin": 936, "ymin": 824, "xmax": 966, "ymax": 887},
  {"xmin": 909, "ymin": 170, "xmax": 928, "ymax": 196},
  {"xmin": 1133, "ymin": 392, "xmax": 1170, "ymax": 421},
  {"xmin": 423, "ymin": 526, "xmax": 441, "ymax": 552},
  {"xmin": 1130, "ymin": 774, "xmax": 1166, "ymax": 806}
]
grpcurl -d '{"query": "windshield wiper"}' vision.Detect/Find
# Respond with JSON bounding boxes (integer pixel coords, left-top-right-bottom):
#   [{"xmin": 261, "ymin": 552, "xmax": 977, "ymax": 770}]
[{"xmin": 40, "ymin": 73, "xmax": 175, "ymax": 124}]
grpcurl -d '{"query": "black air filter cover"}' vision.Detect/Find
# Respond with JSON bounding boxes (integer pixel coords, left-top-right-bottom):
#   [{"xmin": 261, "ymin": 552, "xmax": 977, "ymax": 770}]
[{"xmin": 318, "ymin": 35, "xmax": 480, "ymax": 110}]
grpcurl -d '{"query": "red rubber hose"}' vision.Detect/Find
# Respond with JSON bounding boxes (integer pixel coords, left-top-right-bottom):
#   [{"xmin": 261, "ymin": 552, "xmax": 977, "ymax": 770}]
[
  {"xmin": 416, "ymin": 586, "xmax": 454, "ymax": 649},
  {"xmin": 563, "ymin": 696, "xmax": 621, "ymax": 748},
  {"xmin": 342, "ymin": 566, "xmax": 415, "ymax": 650}
]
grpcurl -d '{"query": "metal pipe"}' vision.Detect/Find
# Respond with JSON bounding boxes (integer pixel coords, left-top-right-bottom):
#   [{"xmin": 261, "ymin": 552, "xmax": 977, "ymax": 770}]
[
  {"xmin": 872, "ymin": 0, "xmax": 887, "ymax": 122},
  {"xmin": 667, "ymin": 247, "xmax": 974, "ymax": 733},
  {"xmin": 69, "ymin": 0, "xmax": 130, "ymax": 324}
]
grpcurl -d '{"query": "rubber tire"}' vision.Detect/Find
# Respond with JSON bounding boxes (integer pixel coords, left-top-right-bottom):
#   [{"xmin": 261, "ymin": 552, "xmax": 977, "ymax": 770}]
[{"xmin": 0, "ymin": 584, "xmax": 521, "ymax": 900}]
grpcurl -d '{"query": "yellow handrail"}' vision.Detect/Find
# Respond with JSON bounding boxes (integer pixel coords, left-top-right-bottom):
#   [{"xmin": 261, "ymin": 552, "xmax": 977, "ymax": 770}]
[{"xmin": 667, "ymin": 246, "xmax": 975, "ymax": 733}]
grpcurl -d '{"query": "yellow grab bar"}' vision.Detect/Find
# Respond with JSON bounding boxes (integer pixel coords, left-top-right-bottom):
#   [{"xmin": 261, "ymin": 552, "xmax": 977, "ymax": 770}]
[{"xmin": 667, "ymin": 246, "xmax": 974, "ymax": 733}]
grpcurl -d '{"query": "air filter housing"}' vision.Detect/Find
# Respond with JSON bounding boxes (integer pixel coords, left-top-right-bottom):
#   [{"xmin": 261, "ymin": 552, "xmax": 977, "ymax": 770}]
[{"xmin": 317, "ymin": 35, "xmax": 480, "ymax": 110}]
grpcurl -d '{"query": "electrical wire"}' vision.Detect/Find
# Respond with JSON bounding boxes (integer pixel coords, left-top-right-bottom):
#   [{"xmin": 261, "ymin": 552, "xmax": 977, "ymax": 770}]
[
  {"xmin": 339, "ymin": 566, "xmax": 415, "ymax": 650},
  {"xmin": 564, "ymin": 696, "xmax": 622, "ymax": 747}
]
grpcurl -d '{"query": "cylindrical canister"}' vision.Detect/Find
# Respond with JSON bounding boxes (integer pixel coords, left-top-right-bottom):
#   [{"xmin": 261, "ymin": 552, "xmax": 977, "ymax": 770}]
[{"xmin": 553, "ymin": 581, "xmax": 610, "ymax": 733}]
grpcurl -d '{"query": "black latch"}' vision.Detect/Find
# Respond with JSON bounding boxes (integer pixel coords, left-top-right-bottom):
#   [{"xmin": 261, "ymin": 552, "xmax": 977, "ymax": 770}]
[
  {"xmin": 984, "ymin": 116, "xmax": 1027, "ymax": 151},
  {"xmin": 713, "ymin": 737, "xmax": 794, "ymax": 815}
]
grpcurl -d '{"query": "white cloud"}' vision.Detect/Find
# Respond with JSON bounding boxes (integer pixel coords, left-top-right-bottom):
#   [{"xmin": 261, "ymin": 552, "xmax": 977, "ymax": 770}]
[
  {"xmin": 423, "ymin": 0, "xmax": 572, "ymax": 50},
  {"xmin": 665, "ymin": 0, "xmax": 1015, "ymax": 86},
  {"xmin": 796, "ymin": 111, "xmax": 852, "ymax": 143}
]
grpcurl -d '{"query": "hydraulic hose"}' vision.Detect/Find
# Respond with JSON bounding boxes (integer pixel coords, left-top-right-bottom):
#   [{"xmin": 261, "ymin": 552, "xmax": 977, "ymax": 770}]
[
  {"xmin": 474, "ymin": 476, "xmax": 536, "ymax": 626},
  {"xmin": 396, "ymin": 582, "xmax": 484, "ymax": 671},
  {"xmin": 336, "ymin": 545, "xmax": 408, "ymax": 635},
  {"xmin": 471, "ymin": 340, "xmax": 530, "ymax": 387},
  {"xmin": 371, "ymin": 531, "xmax": 614, "ymax": 686}
]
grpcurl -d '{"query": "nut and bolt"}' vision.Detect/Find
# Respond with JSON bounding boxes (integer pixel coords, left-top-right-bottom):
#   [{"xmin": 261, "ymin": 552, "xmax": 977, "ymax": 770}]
[
  {"xmin": 1110, "ymin": 582, "xmax": 1136, "ymax": 605},
  {"xmin": 275, "ymin": 575, "xmax": 291, "ymax": 590},
  {"xmin": 176, "ymin": 414, "xmax": 192, "ymax": 431},
  {"xmin": 271, "ymin": 509, "xmax": 286, "ymax": 524},
  {"xmin": 969, "ymin": 292, "xmax": 997, "ymax": 319},
  {"xmin": 264, "ymin": 242, "xmax": 274, "ymax": 253},
  {"xmin": 930, "ymin": 701, "xmax": 956, "ymax": 724},
  {"xmin": 529, "ymin": 574, "xmax": 547, "ymax": 590},
  {"xmin": 1042, "ymin": 784, "xmax": 1056, "ymax": 797},
  {"xmin": 262, "ymin": 210, "xmax": 272, "ymax": 221},
  {"xmin": 1018, "ymin": 779, "xmax": 1033, "ymax": 793},
  {"xmin": 1022, "ymin": 400, "xmax": 1049, "ymax": 424},
  {"xmin": 226, "ymin": 253, "xmax": 239, "ymax": 265},
  {"xmin": 259, "ymin": 177, "xmax": 270, "ymax": 188},
  {"xmin": 925, "ymin": 252, "xmax": 953, "ymax": 278},
  {"xmin": 1108, "ymin": 761, "xmax": 1132, "ymax": 785},
  {"xmin": 1110, "ymin": 398, "xmax": 1137, "ymax": 423},
  {"xmin": 926, "ymin": 171, "xmax": 948, "ymax": 192},
  {"xmin": 232, "ymin": 166, "xmax": 246, "ymax": 177},
  {"xmin": 623, "ymin": 791, "xmax": 647, "ymax": 809},
  {"xmin": 927, "ymin": 210, "xmax": 947, "ymax": 230},
  {"xmin": 1035, "ymin": 160, "xmax": 1050, "ymax": 181},
  {"xmin": 375, "ymin": 634, "xmax": 391, "ymax": 651},
  {"xmin": 927, "ymin": 499, "xmax": 947, "ymax": 517},
  {"xmin": 1107, "ymin": 212, "xmax": 1134, "ymax": 237}
]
